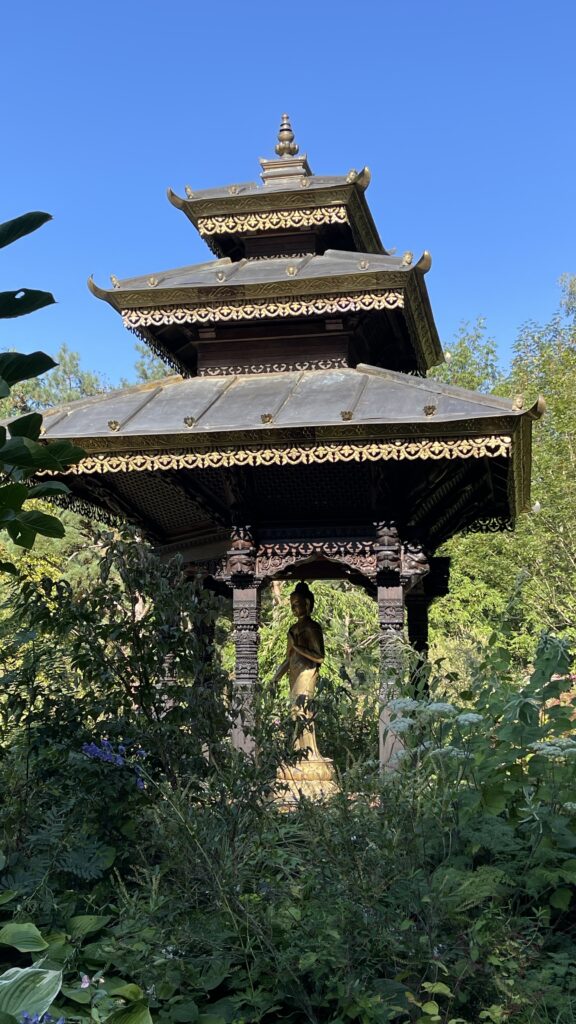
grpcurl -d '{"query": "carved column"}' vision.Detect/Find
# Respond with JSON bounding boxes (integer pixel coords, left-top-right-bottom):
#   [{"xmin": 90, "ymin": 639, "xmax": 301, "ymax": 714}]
[
  {"xmin": 231, "ymin": 585, "xmax": 260, "ymax": 754},
  {"xmin": 227, "ymin": 525, "xmax": 260, "ymax": 755},
  {"xmin": 374, "ymin": 522, "xmax": 405, "ymax": 767}
]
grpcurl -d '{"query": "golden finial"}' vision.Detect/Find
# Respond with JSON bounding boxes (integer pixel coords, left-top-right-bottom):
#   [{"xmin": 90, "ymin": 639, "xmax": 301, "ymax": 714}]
[
  {"xmin": 185, "ymin": 185, "xmax": 194, "ymax": 199},
  {"xmin": 275, "ymin": 113, "xmax": 299, "ymax": 157},
  {"xmin": 110, "ymin": 274, "xmax": 120, "ymax": 289}
]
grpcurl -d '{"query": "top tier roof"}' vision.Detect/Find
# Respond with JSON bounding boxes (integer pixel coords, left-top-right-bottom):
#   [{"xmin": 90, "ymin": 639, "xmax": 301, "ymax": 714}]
[
  {"xmin": 167, "ymin": 114, "xmax": 384, "ymax": 259},
  {"xmin": 89, "ymin": 115, "xmax": 442, "ymax": 377}
]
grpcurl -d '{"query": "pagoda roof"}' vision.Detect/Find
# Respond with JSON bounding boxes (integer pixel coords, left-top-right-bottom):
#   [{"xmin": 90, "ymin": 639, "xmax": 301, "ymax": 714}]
[
  {"xmin": 38, "ymin": 365, "xmax": 543, "ymax": 555},
  {"xmin": 89, "ymin": 248, "xmax": 441, "ymax": 375},
  {"xmin": 167, "ymin": 114, "xmax": 383, "ymax": 257},
  {"xmin": 91, "ymin": 249, "xmax": 431, "ymax": 306},
  {"xmin": 42, "ymin": 365, "xmax": 540, "ymax": 444}
]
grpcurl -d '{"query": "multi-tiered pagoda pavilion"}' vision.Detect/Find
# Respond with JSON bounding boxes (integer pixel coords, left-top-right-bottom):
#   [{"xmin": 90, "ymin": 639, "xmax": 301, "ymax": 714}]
[{"xmin": 42, "ymin": 116, "xmax": 543, "ymax": 757}]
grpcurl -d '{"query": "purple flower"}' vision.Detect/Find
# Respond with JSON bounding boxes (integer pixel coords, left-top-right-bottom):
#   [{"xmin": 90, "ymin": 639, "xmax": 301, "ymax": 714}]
[{"xmin": 82, "ymin": 738, "xmax": 146, "ymax": 790}]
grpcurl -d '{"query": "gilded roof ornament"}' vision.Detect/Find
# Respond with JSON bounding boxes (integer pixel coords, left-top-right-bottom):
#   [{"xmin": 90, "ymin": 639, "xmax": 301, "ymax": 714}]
[{"xmin": 275, "ymin": 113, "xmax": 299, "ymax": 157}]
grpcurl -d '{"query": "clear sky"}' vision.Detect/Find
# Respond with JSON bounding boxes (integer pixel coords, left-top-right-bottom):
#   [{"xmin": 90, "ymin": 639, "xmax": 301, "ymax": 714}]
[{"xmin": 2, "ymin": 0, "xmax": 574, "ymax": 386}]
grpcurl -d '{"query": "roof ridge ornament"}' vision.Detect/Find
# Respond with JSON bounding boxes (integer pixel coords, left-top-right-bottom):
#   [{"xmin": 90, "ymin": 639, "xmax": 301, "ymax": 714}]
[
  {"xmin": 275, "ymin": 113, "xmax": 299, "ymax": 158},
  {"xmin": 259, "ymin": 113, "xmax": 312, "ymax": 185}
]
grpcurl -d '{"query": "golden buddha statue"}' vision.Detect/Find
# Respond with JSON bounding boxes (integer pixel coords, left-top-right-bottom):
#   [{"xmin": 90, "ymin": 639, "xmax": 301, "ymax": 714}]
[{"xmin": 273, "ymin": 582, "xmax": 337, "ymax": 800}]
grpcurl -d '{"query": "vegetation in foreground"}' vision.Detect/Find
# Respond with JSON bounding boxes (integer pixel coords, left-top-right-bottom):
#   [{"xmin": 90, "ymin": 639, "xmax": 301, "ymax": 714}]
[{"xmin": 0, "ymin": 534, "xmax": 575, "ymax": 1024}]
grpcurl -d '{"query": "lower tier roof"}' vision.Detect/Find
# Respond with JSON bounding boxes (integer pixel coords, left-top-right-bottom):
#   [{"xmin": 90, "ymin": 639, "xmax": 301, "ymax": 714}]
[{"xmin": 38, "ymin": 365, "xmax": 543, "ymax": 557}]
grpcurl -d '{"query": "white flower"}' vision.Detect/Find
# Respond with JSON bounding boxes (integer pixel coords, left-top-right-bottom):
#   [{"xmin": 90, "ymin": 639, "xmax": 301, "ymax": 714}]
[
  {"xmin": 420, "ymin": 702, "xmax": 457, "ymax": 718},
  {"xmin": 456, "ymin": 712, "xmax": 484, "ymax": 725},
  {"xmin": 428, "ymin": 746, "xmax": 470, "ymax": 760},
  {"xmin": 388, "ymin": 697, "xmax": 421, "ymax": 713},
  {"xmin": 388, "ymin": 717, "xmax": 413, "ymax": 734},
  {"xmin": 563, "ymin": 803, "xmax": 576, "ymax": 813}
]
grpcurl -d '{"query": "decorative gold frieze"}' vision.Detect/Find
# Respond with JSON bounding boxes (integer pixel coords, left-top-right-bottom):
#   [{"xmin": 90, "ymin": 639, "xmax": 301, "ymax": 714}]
[
  {"xmin": 45, "ymin": 435, "xmax": 512, "ymax": 477},
  {"xmin": 199, "ymin": 357, "xmax": 348, "ymax": 376},
  {"xmin": 122, "ymin": 290, "xmax": 404, "ymax": 329},
  {"xmin": 196, "ymin": 205, "xmax": 349, "ymax": 236}
]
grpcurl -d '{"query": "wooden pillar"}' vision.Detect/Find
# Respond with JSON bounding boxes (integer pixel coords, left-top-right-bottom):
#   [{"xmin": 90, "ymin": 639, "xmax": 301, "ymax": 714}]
[{"xmin": 230, "ymin": 584, "xmax": 260, "ymax": 754}]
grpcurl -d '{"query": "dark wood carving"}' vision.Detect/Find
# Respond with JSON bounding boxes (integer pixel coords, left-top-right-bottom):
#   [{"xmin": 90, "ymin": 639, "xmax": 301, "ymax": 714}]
[
  {"xmin": 226, "ymin": 524, "xmax": 256, "ymax": 577},
  {"xmin": 374, "ymin": 521, "xmax": 401, "ymax": 572},
  {"xmin": 230, "ymin": 585, "xmax": 260, "ymax": 754}
]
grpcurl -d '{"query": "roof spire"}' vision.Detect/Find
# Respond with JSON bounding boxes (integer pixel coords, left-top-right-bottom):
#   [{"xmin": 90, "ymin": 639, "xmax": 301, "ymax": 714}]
[{"xmin": 275, "ymin": 113, "xmax": 299, "ymax": 158}]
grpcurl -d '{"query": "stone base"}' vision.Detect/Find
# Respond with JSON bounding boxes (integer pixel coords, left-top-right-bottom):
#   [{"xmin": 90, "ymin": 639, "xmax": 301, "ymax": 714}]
[{"xmin": 274, "ymin": 755, "xmax": 339, "ymax": 807}]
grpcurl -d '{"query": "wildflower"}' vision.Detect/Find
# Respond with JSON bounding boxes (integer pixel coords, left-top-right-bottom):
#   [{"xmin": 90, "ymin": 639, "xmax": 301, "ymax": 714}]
[
  {"xmin": 428, "ymin": 746, "xmax": 470, "ymax": 760},
  {"xmin": 388, "ymin": 697, "xmax": 421, "ymax": 713},
  {"xmin": 456, "ymin": 712, "xmax": 483, "ymax": 725},
  {"xmin": 388, "ymin": 717, "xmax": 413, "ymax": 734},
  {"xmin": 82, "ymin": 739, "xmax": 147, "ymax": 788},
  {"xmin": 21, "ymin": 1015, "xmax": 64, "ymax": 1024},
  {"xmin": 80, "ymin": 975, "xmax": 91, "ymax": 988},
  {"xmin": 424, "ymin": 702, "xmax": 457, "ymax": 717}
]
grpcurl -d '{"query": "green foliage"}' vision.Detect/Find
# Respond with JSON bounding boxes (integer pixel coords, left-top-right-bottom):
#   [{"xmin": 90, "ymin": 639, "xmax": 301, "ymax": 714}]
[
  {"xmin": 430, "ymin": 317, "xmax": 503, "ymax": 393},
  {"xmin": 0, "ymin": 214, "xmax": 85, "ymax": 569},
  {"xmin": 0, "ymin": 344, "xmax": 107, "ymax": 420},
  {"xmin": 0, "ymin": 967, "xmax": 62, "ymax": 1017},
  {"xmin": 430, "ymin": 283, "xmax": 576, "ymax": 674},
  {"xmin": 2, "ymin": 543, "xmax": 575, "ymax": 1024},
  {"xmin": 131, "ymin": 342, "xmax": 172, "ymax": 384}
]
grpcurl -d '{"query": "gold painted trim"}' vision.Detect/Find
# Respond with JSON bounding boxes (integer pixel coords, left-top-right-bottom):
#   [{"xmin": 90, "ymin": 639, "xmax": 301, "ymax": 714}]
[
  {"xmin": 122, "ymin": 290, "xmax": 404, "ymax": 328},
  {"xmin": 47, "ymin": 436, "xmax": 512, "ymax": 477},
  {"xmin": 197, "ymin": 206, "xmax": 349, "ymax": 236}
]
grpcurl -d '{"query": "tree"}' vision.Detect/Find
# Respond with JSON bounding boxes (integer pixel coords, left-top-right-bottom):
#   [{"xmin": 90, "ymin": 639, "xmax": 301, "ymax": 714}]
[
  {"xmin": 0, "ymin": 213, "xmax": 84, "ymax": 571},
  {"xmin": 132, "ymin": 341, "xmax": 173, "ymax": 383},
  {"xmin": 0, "ymin": 342, "xmax": 107, "ymax": 419},
  {"xmin": 429, "ymin": 283, "xmax": 576, "ymax": 674},
  {"xmin": 429, "ymin": 317, "xmax": 503, "ymax": 393}
]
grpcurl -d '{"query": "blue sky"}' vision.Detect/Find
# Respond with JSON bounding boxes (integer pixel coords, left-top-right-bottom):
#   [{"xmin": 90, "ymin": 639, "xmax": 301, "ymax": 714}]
[{"xmin": 2, "ymin": 0, "xmax": 574, "ymax": 387}]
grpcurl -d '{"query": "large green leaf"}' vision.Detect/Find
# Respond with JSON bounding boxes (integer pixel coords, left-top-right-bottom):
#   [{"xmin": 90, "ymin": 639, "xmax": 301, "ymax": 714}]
[
  {"xmin": 0, "ymin": 290, "xmax": 55, "ymax": 319},
  {"xmin": 0, "ymin": 435, "xmax": 82, "ymax": 472},
  {"xmin": 104, "ymin": 1002, "xmax": 153, "ymax": 1024},
  {"xmin": 0, "ymin": 484, "xmax": 28, "ymax": 512},
  {"xmin": 15, "ymin": 510, "xmax": 65, "ymax": 539},
  {"xmin": 0, "ymin": 967, "xmax": 62, "ymax": 1017},
  {"xmin": 105, "ymin": 983, "xmax": 143, "ymax": 1002},
  {"xmin": 0, "ymin": 923, "xmax": 48, "ymax": 953},
  {"xmin": 8, "ymin": 414, "xmax": 43, "ymax": 441},
  {"xmin": 5, "ymin": 520, "xmax": 35, "ymax": 549},
  {"xmin": 0, "ymin": 352, "xmax": 56, "ymax": 387},
  {"xmin": 61, "ymin": 985, "xmax": 91, "ymax": 1004},
  {"xmin": 0, "ymin": 213, "xmax": 52, "ymax": 250},
  {"xmin": 67, "ymin": 915, "xmax": 111, "ymax": 940},
  {"xmin": 0, "ymin": 894, "xmax": 16, "ymax": 908}
]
